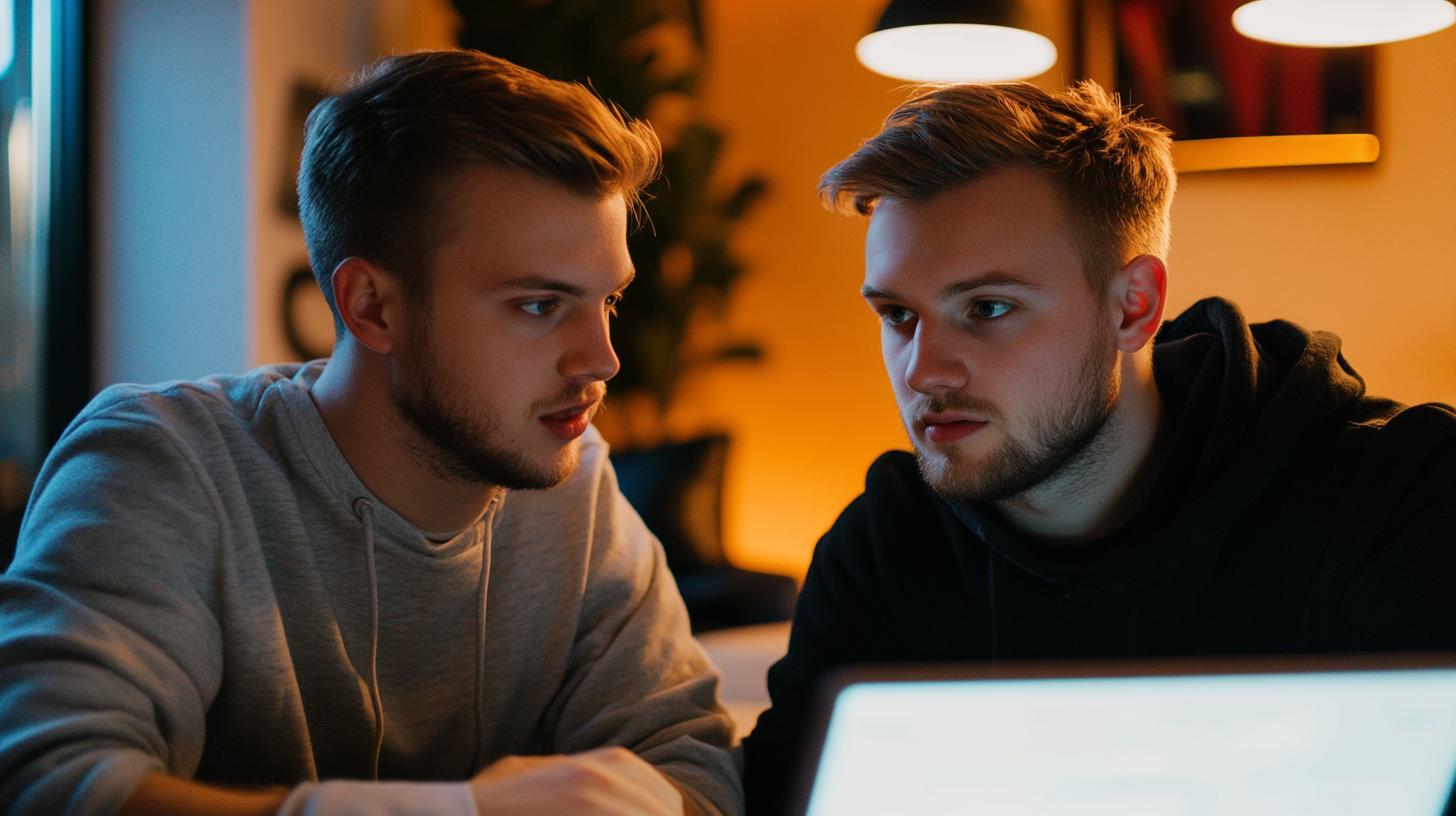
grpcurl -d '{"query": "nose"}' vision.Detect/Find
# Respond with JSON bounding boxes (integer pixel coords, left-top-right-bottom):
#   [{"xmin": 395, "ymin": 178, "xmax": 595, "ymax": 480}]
[
  {"xmin": 560, "ymin": 306, "xmax": 620, "ymax": 383},
  {"xmin": 902, "ymin": 319, "xmax": 969, "ymax": 395}
]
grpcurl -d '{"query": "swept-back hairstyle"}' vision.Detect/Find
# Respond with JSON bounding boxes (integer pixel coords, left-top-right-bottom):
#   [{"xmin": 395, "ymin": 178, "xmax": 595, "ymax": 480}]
[
  {"xmin": 298, "ymin": 49, "xmax": 662, "ymax": 328},
  {"xmin": 820, "ymin": 81, "xmax": 1175, "ymax": 287}
]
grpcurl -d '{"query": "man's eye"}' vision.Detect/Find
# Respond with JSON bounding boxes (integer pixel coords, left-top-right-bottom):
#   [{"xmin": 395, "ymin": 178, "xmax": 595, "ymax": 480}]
[
  {"xmin": 969, "ymin": 300, "xmax": 1012, "ymax": 320},
  {"xmin": 520, "ymin": 299, "xmax": 558, "ymax": 317},
  {"xmin": 605, "ymin": 293, "xmax": 623, "ymax": 317},
  {"xmin": 878, "ymin": 306, "xmax": 914, "ymax": 327}
]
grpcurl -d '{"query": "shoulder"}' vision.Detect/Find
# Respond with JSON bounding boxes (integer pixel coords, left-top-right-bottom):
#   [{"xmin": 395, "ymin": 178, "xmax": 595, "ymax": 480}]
[
  {"xmin": 845, "ymin": 449, "xmax": 944, "ymax": 533},
  {"xmin": 65, "ymin": 364, "xmax": 310, "ymax": 444},
  {"xmin": 1353, "ymin": 400, "xmax": 1456, "ymax": 500},
  {"xmin": 863, "ymin": 449, "xmax": 931, "ymax": 500},
  {"xmin": 1345, "ymin": 398, "xmax": 1456, "ymax": 442},
  {"xmin": 1327, "ymin": 397, "xmax": 1456, "ymax": 478},
  {"xmin": 30, "ymin": 365, "xmax": 314, "ymax": 518},
  {"xmin": 1314, "ymin": 402, "xmax": 1456, "ymax": 650},
  {"xmin": 813, "ymin": 449, "xmax": 956, "ymax": 573}
]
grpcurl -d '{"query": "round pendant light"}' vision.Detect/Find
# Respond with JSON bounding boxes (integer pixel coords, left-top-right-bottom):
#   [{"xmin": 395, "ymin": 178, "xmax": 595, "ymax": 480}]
[
  {"xmin": 856, "ymin": 1, "xmax": 1058, "ymax": 83},
  {"xmin": 1232, "ymin": 0, "xmax": 1456, "ymax": 47}
]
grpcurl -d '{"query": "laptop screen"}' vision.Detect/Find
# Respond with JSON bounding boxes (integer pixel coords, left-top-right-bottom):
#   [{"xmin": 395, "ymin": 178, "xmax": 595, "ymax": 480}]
[{"xmin": 800, "ymin": 659, "xmax": 1456, "ymax": 816}]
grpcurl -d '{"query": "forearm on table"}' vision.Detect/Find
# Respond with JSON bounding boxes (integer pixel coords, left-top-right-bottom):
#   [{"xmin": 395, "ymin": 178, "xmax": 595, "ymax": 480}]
[
  {"xmin": 120, "ymin": 772, "xmax": 289, "ymax": 816},
  {"xmin": 122, "ymin": 771, "xmax": 487, "ymax": 816}
]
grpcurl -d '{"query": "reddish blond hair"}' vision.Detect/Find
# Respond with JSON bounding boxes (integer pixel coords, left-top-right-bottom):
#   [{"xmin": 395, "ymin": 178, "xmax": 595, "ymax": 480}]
[{"xmin": 821, "ymin": 81, "xmax": 1175, "ymax": 285}]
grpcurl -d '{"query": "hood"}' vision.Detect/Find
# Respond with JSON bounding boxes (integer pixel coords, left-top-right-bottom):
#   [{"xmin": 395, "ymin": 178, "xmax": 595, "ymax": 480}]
[
  {"xmin": 948, "ymin": 296, "xmax": 1370, "ymax": 590},
  {"xmin": 1151, "ymin": 296, "xmax": 1366, "ymax": 500}
]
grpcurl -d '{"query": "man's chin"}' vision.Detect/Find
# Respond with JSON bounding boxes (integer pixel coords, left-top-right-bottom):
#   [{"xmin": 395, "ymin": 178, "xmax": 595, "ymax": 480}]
[
  {"xmin": 914, "ymin": 446, "xmax": 1011, "ymax": 503},
  {"xmin": 915, "ymin": 445, "xmax": 967, "ymax": 488},
  {"xmin": 504, "ymin": 441, "xmax": 581, "ymax": 491}
]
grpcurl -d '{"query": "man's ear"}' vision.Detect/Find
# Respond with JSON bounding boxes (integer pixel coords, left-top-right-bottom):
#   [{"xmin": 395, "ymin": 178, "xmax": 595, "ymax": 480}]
[
  {"xmin": 1106, "ymin": 254, "xmax": 1168, "ymax": 353},
  {"xmin": 330, "ymin": 257, "xmax": 403, "ymax": 354}
]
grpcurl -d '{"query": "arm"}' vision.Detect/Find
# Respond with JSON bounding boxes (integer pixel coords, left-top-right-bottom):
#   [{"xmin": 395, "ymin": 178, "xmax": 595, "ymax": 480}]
[
  {"xmin": 1336, "ymin": 415, "xmax": 1456, "ymax": 651},
  {"xmin": 120, "ymin": 774, "xmax": 289, "ymax": 816},
  {"xmin": 741, "ymin": 450, "xmax": 964, "ymax": 816},
  {"xmin": 0, "ymin": 414, "xmax": 226, "ymax": 814},
  {"xmin": 740, "ymin": 494, "xmax": 893, "ymax": 816},
  {"xmin": 537, "ymin": 458, "xmax": 741, "ymax": 816},
  {"xmin": 120, "ymin": 773, "xmax": 494, "ymax": 816},
  {"xmin": 468, "ymin": 748, "xmax": 684, "ymax": 816},
  {"xmin": 0, "ymin": 408, "xmax": 705, "ymax": 816}
]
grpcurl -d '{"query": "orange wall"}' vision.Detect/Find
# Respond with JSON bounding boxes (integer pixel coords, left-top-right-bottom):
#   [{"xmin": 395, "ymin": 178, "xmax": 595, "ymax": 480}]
[
  {"xmin": 679, "ymin": 3, "xmax": 1456, "ymax": 579},
  {"xmin": 238, "ymin": 2, "xmax": 1454, "ymax": 581},
  {"xmin": 1167, "ymin": 28, "xmax": 1456, "ymax": 406},
  {"xmin": 659, "ymin": 0, "xmax": 911, "ymax": 580}
]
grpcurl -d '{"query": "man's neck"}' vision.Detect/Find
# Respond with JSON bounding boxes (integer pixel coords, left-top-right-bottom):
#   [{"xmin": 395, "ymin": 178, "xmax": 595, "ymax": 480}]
[
  {"xmin": 309, "ymin": 343, "xmax": 499, "ymax": 533},
  {"xmin": 994, "ymin": 354, "xmax": 1171, "ymax": 545}
]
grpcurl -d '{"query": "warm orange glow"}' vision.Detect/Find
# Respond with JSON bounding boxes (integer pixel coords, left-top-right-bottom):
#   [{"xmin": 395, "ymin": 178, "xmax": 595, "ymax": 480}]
[
  {"xmin": 678, "ymin": 3, "xmax": 1456, "ymax": 582},
  {"xmin": 242, "ymin": 2, "xmax": 1456, "ymax": 585}
]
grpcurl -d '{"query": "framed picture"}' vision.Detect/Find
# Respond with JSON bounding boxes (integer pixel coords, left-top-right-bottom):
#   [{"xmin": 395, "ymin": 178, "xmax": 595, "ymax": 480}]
[{"xmin": 1078, "ymin": 0, "xmax": 1378, "ymax": 171}]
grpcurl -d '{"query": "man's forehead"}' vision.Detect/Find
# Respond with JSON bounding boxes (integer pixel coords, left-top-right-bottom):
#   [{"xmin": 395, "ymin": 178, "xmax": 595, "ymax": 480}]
[
  {"xmin": 870, "ymin": 168, "xmax": 1069, "ymax": 227},
  {"xmin": 863, "ymin": 173, "xmax": 1082, "ymax": 294}
]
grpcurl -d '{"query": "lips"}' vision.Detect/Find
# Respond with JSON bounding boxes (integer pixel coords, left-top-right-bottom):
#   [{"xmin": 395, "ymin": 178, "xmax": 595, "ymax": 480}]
[
  {"xmin": 539, "ymin": 402, "xmax": 596, "ymax": 441},
  {"xmin": 924, "ymin": 420, "xmax": 987, "ymax": 444},
  {"xmin": 918, "ymin": 412, "xmax": 988, "ymax": 445}
]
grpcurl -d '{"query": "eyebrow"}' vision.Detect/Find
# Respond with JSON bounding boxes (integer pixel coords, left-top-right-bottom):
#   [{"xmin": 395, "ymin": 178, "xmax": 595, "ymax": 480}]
[
  {"xmin": 861, "ymin": 272, "xmax": 1041, "ymax": 301},
  {"xmin": 498, "ymin": 270, "xmax": 637, "ymax": 296}
]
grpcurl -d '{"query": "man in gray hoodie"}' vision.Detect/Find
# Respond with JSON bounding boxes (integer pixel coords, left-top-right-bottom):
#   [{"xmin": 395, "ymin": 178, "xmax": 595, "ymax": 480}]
[{"xmin": 0, "ymin": 50, "xmax": 739, "ymax": 816}]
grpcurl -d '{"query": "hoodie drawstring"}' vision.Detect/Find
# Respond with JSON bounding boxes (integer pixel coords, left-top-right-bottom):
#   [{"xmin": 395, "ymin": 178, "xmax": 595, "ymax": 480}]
[
  {"xmin": 471, "ymin": 500, "xmax": 496, "ymax": 772},
  {"xmin": 352, "ymin": 497, "xmax": 386, "ymax": 780}
]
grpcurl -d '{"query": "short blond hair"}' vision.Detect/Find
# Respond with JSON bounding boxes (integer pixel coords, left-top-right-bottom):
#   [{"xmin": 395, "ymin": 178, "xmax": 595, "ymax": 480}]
[
  {"xmin": 299, "ymin": 49, "xmax": 661, "ymax": 327},
  {"xmin": 820, "ymin": 81, "xmax": 1175, "ymax": 286}
]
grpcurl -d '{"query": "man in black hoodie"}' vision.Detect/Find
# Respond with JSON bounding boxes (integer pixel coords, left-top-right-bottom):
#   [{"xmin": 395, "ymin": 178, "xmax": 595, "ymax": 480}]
[{"xmin": 742, "ymin": 80, "xmax": 1456, "ymax": 815}]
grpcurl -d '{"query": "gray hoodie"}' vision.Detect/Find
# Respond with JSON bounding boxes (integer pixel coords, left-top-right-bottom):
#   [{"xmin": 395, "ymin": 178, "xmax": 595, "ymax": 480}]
[{"xmin": 0, "ymin": 362, "xmax": 741, "ymax": 815}]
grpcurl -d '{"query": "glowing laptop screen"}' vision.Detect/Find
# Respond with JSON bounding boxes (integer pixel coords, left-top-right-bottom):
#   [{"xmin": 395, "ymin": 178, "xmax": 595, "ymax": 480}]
[{"xmin": 805, "ymin": 667, "xmax": 1456, "ymax": 815}]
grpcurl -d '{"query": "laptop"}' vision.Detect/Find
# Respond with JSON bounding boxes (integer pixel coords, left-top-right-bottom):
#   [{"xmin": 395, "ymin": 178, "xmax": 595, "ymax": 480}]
[{"xmin": 794, "ymin": 654, "xmax": 1456, "ymax": 816}]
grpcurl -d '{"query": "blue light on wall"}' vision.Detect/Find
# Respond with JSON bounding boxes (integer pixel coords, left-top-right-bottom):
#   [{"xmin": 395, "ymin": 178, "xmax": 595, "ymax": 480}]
[{"xmin": 0, "ymin": 0, "xmax": 13, "ymax": 78}]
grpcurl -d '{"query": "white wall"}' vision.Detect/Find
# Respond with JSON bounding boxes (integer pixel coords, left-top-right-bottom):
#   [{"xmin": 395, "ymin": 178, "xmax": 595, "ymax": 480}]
[
  {"xmin": 93, "ymin": 0, "xmax": 250, "ymax": 386},
  {"xmin": 92, "ymin": 0, "xmax": 456, "ymax": 387},
  {"xmin": 248, "ymin": 0, "xmax": 369, "ymax": 369}
]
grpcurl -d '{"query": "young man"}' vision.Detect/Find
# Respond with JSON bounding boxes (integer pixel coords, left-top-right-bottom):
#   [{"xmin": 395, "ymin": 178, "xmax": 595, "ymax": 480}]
[
  {"xmin": 0, "ymin": 51, "xmax": 739, "ymax": 816},
  {"xmin": 743, "ymin": 81, "xmax": 1456, "ymax": 814}
]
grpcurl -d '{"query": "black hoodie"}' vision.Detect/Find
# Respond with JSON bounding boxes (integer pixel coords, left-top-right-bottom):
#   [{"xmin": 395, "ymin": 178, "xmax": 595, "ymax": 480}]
[{"xmin": 743, "ymin": 298, "xmax": 1456, "ymax": 816}]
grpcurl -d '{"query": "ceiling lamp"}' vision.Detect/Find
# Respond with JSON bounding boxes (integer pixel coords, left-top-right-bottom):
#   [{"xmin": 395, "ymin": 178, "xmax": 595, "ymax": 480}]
[
  {"xmin": 1232, "ymin": 0, "xmax": 1456, "ymax": 47},
  {"xmin": 856, "ymin": 0, "xmax": 1057, "ymax": 83}
]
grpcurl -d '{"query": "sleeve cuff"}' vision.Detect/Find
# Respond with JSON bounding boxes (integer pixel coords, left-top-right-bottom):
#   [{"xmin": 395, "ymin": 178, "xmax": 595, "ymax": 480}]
[{"xmin": 278, "ymin": 780, "xmax": 476, "ymax": 816}]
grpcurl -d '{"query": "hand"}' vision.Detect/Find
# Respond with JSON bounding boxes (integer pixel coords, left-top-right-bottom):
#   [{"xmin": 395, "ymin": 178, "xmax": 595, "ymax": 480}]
[{"xmin": 469, "ymin": 747, "xmax": 684, "ymax": 816}]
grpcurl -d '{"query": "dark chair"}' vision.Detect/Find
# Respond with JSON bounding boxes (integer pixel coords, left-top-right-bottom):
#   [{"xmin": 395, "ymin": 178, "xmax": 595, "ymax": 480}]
[{"xmin": 611, "ymin": 434, "xmax": 798, "ymax": 633}]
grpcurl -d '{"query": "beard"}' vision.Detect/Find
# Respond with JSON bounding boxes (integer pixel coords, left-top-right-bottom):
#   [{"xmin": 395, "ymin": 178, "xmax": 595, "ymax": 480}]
[
  {"xmin": 911, "ymin": 331, "xmax": 1120, "ymax": 503},
  {"xmin": 389, "ymin": 318, "xmax": 597, "ymax": 491}
]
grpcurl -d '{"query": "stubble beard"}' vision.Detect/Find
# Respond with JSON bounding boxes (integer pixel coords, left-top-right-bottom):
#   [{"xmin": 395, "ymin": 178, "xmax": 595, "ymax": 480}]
[
  {"xmin": 912, "ymin": 333, "xmax": 1121, "ymax": 504},
  {"xmin": 389, "ymin": 319, "xmax": 581, "ymax": 491}
]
